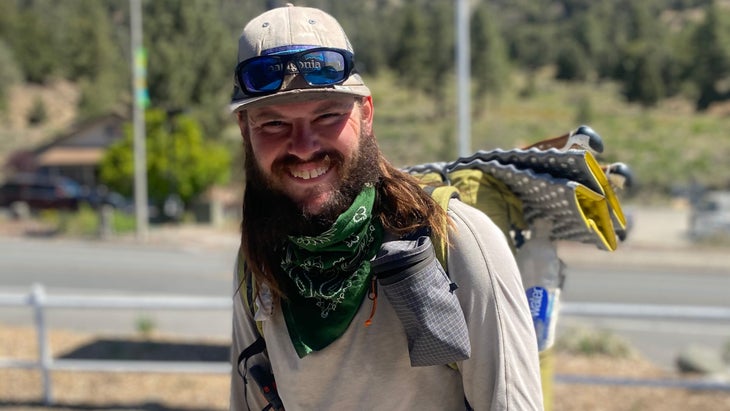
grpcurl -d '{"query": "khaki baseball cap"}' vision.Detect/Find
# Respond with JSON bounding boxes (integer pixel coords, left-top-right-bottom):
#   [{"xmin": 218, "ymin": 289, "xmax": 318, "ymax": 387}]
[{"xmin": 229, "ymin": 4, "xmax": 371, "ymax": 112}]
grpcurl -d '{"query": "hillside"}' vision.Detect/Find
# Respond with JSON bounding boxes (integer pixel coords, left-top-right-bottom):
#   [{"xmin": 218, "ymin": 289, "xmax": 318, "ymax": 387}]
[{"xmin": 0, "ymin": 80, "xmax": 81, "ymax": 179}]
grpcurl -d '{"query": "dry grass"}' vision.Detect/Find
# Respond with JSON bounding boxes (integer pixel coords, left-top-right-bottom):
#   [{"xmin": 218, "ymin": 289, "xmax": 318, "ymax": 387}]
[
  {"xmin": 2, "ymin": 325, "xmax": 730, "ymax": 411},
  {"xmin": 553, "ymin": 353, "xmax": 730, "ymax": 411},
  {"xmin": 0, "ymin": 326, "xmax": 229, "ymax": 411}
]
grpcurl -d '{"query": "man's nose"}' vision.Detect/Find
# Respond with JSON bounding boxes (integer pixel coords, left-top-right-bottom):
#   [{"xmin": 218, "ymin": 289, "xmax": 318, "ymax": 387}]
[{"xmin": 288, "ymin": 122, "xmax": 320, "ymax": 158}]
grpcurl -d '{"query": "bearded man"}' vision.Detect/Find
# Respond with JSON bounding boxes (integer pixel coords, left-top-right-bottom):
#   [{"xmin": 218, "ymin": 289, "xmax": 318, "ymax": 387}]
[{"xmin": 229, "ymin": 5, "xmax": 543, "ymax": 411}]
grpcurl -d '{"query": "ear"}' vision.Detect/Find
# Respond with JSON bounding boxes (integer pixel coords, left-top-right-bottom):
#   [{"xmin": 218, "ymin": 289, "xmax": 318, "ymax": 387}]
[
  {"xmin": 360, "ymin": 96, "xmax": 374, "ymax": 133},
  {"xmin": 235, "ymin": 111, "xmax": 249, "ymax": 141}
]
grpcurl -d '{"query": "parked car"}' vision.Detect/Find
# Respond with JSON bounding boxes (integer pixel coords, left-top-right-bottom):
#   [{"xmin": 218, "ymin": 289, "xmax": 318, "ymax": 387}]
[
  {"xmin": 688, "ymin": 190, "xmax": 730, "ymax": 241},
  {"xmin": 0, "ymin": 174, "xmax": 85, "ymax": 212}
]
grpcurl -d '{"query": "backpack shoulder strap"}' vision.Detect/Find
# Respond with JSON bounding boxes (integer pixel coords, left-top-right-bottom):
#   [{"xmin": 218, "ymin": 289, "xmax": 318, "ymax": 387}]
[
  {"xmin": 236, "ymin": 248, "xmax": 264, "ymax": 336},
  {"xmin": 424, "ymin": 185, "xmax": 460, "ymax": 272}
]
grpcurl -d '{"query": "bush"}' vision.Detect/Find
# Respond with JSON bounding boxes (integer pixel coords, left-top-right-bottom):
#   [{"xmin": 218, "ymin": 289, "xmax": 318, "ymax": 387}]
[
  {"xmin": 26, "ymin": 96, "xmax": 47, "ymax": 125},
  {"xmin": 39, "ymin": 204, "xmax": 137, "ymax": 237},
  {"xmin": 555, "ymin": 327, "xmax": 636, "ymax": 358}
]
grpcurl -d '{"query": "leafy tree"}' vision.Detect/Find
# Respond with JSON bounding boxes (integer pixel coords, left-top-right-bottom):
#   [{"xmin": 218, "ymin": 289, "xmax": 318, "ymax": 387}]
[
  {"xmin": 8, "ymin": 4, "xmax": 63, "ymax": 84},
  {"xmin": 27, "ymin": 96, "xmax": 48, "ymax": 125},
  {"xmin": 688, "ymin": 2, "xmax": 730, "ymax": 110},
  {"xmin": 610, "ymin": 2, "xmax": 669, "ymax": 106},
  {"xmin": 470, "ymin": 4, "xmax": 510, "ymax": 98},
  {"xmin": 391, "ymin": 4, "xmax": 431, "ymax": 93},
  {"xmin": 507, "ymin": 24, "xmax": 556, "ymax": 71},
  {"xmin": 555, "ymin": 39, "xmax": 591, "ymax": 81},
  {"xmin": 424, "ymin": 2, "xmax": 454, "ymax": 100},
  {"xmin": 100, "ymin": 109, "xmax": 231, "ymax": 208},
  {"xmin": 617, "ymin": 42, "xmax": 665, "ymax": 106},
  {"xmin": 143, "ymin": 0, "xmax": 234, "ymax": 136},
  {"xmin": 62, "ymin": 0, "xmax": 128, "ymax": 118},
  {"xmin": 0, "ymin": 40, "xmax": 22, "ymax": 112}
]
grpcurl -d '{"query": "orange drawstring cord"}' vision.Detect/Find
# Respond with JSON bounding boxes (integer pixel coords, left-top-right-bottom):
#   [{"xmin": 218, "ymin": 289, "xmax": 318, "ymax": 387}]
[{"xmin": 364, "ymin": 276, "xmax": 378, "ymax": 327}]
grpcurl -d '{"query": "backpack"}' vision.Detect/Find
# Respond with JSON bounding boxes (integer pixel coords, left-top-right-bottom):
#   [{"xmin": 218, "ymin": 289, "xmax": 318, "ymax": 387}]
[{"xmin": 236, "ymin": 125, "xmax": 630, "ymax": 410}]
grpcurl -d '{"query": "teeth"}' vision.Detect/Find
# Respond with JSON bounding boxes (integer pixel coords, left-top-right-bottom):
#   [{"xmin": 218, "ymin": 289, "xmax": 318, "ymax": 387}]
[{"xmin": 291, "ymin": 155, "xmax": 330, "ymax": 180}]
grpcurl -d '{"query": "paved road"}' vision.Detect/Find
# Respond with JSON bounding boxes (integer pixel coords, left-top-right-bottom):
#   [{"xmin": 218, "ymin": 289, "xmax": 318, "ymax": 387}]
[
  {"xmin": 559, "ymin": 263, "xmax": 730, "ymax": 370},
  {"xmin": 1, "ymin": 212, "xmax": 729, "ymax": 369},
  {"xmin": 0, "ymin": 234, "xmax": 239, "ymax": 339}
]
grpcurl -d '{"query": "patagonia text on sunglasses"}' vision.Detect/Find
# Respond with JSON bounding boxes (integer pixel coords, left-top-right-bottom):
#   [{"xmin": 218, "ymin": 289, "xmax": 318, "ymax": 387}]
[{"xmin": 235, "ymin": 47, "xmax": 355, "ymax": 96}]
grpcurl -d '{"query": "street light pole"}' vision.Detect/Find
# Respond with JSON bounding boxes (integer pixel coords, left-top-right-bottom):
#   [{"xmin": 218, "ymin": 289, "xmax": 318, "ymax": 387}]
[
  {"xmin": 456, "ymin": 0, "xmax": 471, "ymax": 157},
  {"xmin": 130, "ymin": 0, "xmax": 148, "ymax": 241}
]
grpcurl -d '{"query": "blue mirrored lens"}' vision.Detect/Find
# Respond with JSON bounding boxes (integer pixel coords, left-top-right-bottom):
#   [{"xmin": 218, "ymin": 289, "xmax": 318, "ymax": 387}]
[
  {"xmin": 242, "ymin": 57, "xmax": 284, "ymax": 92},
  {"xmin": 298, "ymin": 50, "xmax": 346, "ymax": 85}
]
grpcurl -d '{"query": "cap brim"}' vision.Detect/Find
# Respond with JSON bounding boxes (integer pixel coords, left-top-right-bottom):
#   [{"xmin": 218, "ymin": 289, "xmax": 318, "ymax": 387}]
[{"xmin": 229, "ymin": 74, "xmax": 371, "ymax": 112}]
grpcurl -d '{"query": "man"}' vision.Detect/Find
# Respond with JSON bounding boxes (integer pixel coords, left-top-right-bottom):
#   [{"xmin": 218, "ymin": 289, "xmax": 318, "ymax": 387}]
[{"xmin": 229, "ymin": 4, "xmax": 543, "ymax": 410}]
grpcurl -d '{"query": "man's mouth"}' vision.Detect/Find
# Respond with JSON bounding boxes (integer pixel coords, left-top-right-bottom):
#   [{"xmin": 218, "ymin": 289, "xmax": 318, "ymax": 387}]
[{"xmin": 289, "ymin": 155, "xmax": 331, "ymax": 180}]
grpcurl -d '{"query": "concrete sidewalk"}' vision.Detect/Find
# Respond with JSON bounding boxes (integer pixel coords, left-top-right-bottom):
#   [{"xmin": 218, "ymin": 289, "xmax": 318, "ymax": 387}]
[{"xmin": 559, "ymin": 205, "xmax": 730, "ymax": 272}]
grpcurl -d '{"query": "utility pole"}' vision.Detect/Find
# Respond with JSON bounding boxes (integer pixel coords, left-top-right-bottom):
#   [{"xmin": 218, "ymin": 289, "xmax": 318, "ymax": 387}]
[
  {"xmin": 456, "ymin": 0, "xmax": 471, "ymax": 157},
  {"xmin": 130, "ymin": 0, "xmax": 149, "ymax": 241}
]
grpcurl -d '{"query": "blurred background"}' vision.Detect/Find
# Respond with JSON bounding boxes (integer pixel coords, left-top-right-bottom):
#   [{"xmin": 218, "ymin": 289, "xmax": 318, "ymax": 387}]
[{"xmin": 1, "ymin": 0, "xmax": 730, "ymax": 410}]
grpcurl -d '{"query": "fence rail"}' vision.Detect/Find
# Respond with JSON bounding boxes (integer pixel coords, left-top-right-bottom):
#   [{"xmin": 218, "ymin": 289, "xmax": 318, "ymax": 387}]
[{"xmin": 2, "ymin": 284, "xmax": 730, "ymax": 405}]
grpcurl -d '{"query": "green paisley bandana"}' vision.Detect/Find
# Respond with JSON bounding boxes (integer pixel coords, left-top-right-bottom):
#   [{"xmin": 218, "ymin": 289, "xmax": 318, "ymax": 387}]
[{"xmin": 280, "ymin": 185, "xmax": 384, "ymax": 358}]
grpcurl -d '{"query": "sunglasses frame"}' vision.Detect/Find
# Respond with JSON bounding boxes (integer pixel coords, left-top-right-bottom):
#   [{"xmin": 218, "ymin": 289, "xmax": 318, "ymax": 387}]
[{"xmin": 235, "ymin": 47, "xmax": 355, "ymax": 97}]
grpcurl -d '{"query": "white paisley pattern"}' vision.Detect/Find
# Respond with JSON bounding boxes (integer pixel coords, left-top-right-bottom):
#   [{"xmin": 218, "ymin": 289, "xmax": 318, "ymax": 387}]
[{"xmin": 280, "ymin": 185, "xmax": 383, "ymax": 318}]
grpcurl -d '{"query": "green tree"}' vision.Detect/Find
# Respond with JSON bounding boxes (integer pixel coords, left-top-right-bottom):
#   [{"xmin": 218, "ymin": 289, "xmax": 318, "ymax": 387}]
[
  {"xmin": 555, "ymin": 39, "xmax": 590, "ymax": 82},
  {"xmin": 62, "ymin": 0, "xmax": 128, "ymax": 118},
  {"xmin": 100, "ymin": 109, "xmax": 231, "ymax": 208},
  {"xmin": 0, "ymin": 40, "xmax": 22, "ymax": 112},
  {"xmin": 470, "ymin": 4, "xmax": 510, "ymax": 99},
  {"xmin": 391, "ymin": 4, "xmax": 431, "ymax": 93},
  {"xmin": 8, "ymin": 4, "xmax": 63, "ymax": 83},
  {"xmin": 507, "ymin": 24, "xmax": 556, "ymax": 71},
  {"xmin": 618, "ymin": 42, "xmax": 665, "ymax": 107},
  {"xmin": 424, "ymin": 2, "xmax": 454, "ymax": 100},
  {"xmin": 612, "ymin": 2, "xmax": 668, "ymax": 106},
  {"xmin": 688, "ymin": 3, "xmax": 730, "ymax": 110},
  {"xmin": 143, "ymin": 0, "xmax": 234, "ymax": 136}
]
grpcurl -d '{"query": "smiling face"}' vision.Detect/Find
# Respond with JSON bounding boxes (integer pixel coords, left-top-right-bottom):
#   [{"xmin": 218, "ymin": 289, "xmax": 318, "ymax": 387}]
[{"xmin": 239, "ymin": 95, "xmax": 375, "ymax": 218}]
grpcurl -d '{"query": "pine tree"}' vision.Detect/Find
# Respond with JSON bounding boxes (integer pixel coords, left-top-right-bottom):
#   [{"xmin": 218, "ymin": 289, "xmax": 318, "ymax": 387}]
[
  {"xmin": 144, "ymin": 0, "xmax": 234, "ymax": 135},
  {"xmin": 689, "ymin": 2, "xmax": 730, "ymax": 110},
  {"xmin": 470, "ymin": 4, "xmax": 510, "ymax": 99},
  {"xmin": 391, "ymin": 4, "xmax": 431, "ymax": 94}
]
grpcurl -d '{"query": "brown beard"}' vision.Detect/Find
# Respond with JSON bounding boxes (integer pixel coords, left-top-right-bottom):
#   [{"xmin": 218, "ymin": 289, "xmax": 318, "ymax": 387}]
[
  {"xmin": 242, "ymin": 123, "xmax": 381, "ymax": 241},
  {"xmin": 238, "ymin": 105, "xmax": 448, "ymax": 298}
]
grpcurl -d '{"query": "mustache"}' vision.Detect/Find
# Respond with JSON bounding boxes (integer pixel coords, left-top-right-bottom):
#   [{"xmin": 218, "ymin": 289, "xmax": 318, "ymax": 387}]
[{"xmin": 272, "ymin": 150, "xmax": 344, "ymax": 173}]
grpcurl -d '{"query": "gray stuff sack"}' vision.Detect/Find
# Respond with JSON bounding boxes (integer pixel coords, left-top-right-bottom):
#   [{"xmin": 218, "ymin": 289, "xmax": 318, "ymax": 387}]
[{"xmin": 371, "ymin": 234, "xmax": 471, "ymax": 367}]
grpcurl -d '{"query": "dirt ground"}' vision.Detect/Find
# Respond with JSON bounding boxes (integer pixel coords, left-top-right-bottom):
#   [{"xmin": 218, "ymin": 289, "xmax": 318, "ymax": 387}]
[{"xmin": 1, "ymin": 325, "xmax": 729, "ymax": 411}]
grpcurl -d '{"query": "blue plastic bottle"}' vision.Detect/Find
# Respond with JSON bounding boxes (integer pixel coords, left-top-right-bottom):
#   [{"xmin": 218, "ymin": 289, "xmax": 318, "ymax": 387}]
[{"xmin": 516, "ymin": 218, "xmax": 562, "ymax": 351}]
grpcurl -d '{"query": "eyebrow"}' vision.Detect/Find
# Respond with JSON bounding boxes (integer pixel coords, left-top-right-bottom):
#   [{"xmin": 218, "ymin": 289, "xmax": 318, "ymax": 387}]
[{"xmin": 251, "ymin": 99, "xmax": 356, "ymax": 122}]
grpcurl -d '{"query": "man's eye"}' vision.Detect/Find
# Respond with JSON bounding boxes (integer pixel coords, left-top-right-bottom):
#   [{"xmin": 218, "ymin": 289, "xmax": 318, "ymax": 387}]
[{"xmin": 317, "ymin": 112, "xmax": 345, "ymax": 123}]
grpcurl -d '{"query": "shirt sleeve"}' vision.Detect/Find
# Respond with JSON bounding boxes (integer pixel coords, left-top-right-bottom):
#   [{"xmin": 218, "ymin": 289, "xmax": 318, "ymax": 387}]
[
  {"xmin": 229, "ymin": 261, "xmax": 271, "ymax": 411},
  {"xmin": 446, "ymin": 200, "xmax": 544, "ymax": 411}
]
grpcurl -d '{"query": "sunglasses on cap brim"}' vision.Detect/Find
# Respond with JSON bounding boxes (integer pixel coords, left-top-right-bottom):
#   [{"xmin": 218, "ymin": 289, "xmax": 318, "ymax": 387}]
[{"xmin": 235, "ymin": 47, "xmax": 355, "ymax": 96}]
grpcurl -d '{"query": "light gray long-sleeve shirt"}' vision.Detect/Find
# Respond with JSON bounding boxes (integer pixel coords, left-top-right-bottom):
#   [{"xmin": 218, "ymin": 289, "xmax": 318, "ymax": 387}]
[{"xmin": 230, "ymin": 199, "xmax": 544, "ymax": 411}]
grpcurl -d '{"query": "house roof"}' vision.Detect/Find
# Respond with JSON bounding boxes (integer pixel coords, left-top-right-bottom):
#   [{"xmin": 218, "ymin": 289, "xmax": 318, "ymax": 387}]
[
  {"xmin": 36, "ymin": 147, "xmax": 106, "ymax": 166},
  {"xmin": 31, "ymin": 113, "xmax": 127, "ymax": 169},
  {"xmin": 34, "ymin": 113, "xmax": 127, "ymax": 154}
]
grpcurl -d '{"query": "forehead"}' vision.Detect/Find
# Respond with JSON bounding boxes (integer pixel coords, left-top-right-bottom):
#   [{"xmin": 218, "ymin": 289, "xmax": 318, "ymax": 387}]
[{"xmin": 248, "ymin": 96, "xmax": 357, "ymax": 120}]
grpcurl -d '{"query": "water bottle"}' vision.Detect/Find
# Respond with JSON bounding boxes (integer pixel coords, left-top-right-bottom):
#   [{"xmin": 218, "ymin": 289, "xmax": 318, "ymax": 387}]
[{"xmin": 516, "ymin": 217, "xmax": 562, "ymax": 351}]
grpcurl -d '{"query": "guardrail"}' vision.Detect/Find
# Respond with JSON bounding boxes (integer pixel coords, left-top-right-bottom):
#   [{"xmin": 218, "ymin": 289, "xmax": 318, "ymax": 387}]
[
  {"xmin": 2, "ymin": 284, "xmax": 730, "ymax": 405},
  {"xmin": 0, "ymin": 283, "xmax": 232, "ymax": 404}
]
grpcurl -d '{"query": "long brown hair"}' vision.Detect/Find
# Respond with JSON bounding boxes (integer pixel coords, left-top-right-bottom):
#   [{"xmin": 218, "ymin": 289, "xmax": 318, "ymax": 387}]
[{"xmin": 238, "ymin": 103, "xmax": 449, "ymax": 298}]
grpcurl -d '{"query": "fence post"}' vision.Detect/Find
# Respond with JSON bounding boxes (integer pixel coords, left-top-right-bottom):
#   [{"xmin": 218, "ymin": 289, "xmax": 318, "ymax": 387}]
[{"xmin": 30, "ymin": 283, "xmax": 53, "ymax": 405}]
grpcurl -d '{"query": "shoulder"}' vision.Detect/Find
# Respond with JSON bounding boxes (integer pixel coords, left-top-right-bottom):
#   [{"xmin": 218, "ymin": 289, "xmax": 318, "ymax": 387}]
[
  {"xmin": 444, "ymin": 198, "xmax": 519, "ymax": 285},
  {"xmin": 447, "ymin": 198, "xmax": 507, "ymax": 242}
]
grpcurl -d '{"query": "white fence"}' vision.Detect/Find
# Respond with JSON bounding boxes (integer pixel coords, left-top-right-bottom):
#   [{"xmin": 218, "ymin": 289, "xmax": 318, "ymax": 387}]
[
  {"xmin": 2, "ymin": 283, "xmax": 730, "ymax": 405},
  {"xmin": 0, "ymin": 284, "xmax": 232, "ymax": 404}
]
